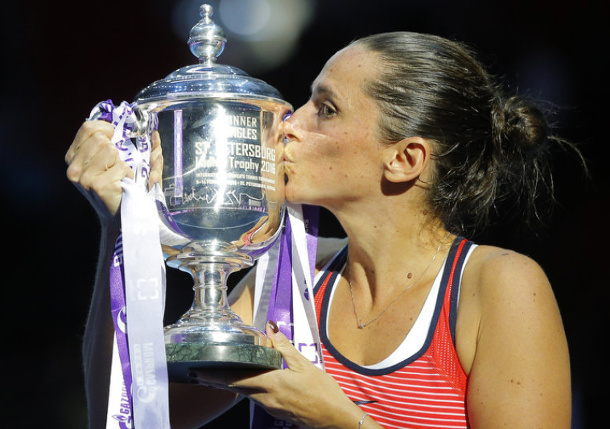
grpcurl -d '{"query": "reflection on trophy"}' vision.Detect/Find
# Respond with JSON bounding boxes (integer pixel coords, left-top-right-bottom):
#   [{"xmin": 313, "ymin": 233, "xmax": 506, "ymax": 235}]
[{"xmin": 131, "ymin": 4, "xmax": 291, "ymax": 381}]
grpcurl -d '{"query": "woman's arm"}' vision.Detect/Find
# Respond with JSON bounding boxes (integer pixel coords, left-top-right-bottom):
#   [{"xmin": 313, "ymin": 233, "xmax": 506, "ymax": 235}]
[
  {"xmin": 189, "ymin": 321, "xmax": 382, "ymax": 429},
  {"xmin": 187, "ymin": 236, "xmax": 388, "ymax": 429},
  {"xmin": 66, "ymin": 121, "xmax": 244, "ymax": 429},
  {"xmin": 167, "ymin": 237, "xmax": 351, "ymax": 428},
  {"xmin": 465, "ymin": 249, "xmax": 571, "ymax": 428},
  {"xmin": 80, "ymin": 223, "xmax": 120, "ymax": 428}
]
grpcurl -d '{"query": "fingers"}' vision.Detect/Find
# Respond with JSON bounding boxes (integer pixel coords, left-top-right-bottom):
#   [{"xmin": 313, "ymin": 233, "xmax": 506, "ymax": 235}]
[
  {"xmin": 266, "ymin": 321, "xmax": 308, "ymax": 371},
  {"xmin": 65, "ymin": 121, "xmax": 134, "ymax": 217},
  {"xmin": 188, "ymin": 320, "xmax": 312, "ymax": 392},
  {"xmin": 65, "ymin": 120, "xmax": 114, "ymax": 165},
  {"xmin": 187, "ymin": 323, "xmax": 329, "ymax": 425},
  {"xmin": 66, "ymin": 121, "xmax": 116, "ymax": 181}
]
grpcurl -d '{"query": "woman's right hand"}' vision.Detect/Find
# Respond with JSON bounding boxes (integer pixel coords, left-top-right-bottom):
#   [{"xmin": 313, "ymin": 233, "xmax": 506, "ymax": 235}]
[{"xmin": 65, "ymin": 120, "xmax": 134, "ymax": 225}]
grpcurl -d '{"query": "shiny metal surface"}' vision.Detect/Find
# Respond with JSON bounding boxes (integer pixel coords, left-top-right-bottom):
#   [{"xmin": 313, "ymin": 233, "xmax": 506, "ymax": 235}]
[
  {"xmin": 130, "ymin": 4, "xmax": 290, "ymax": 377},
  {"xmin": 150, "ymin": 98, "xmax": 288, "ymax": 262},
  {"xmin": 134, "ymin": 4, "xmax": 289, "ymax": 108}
]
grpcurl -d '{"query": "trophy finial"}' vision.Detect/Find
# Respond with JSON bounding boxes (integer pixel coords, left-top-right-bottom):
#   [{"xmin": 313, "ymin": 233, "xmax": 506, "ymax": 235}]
[
  {"xmin": 188, "ymin": 4, "xmax": 227, "ymax": 65},
  {"xmin": 201, "ymin": 3, "xmax": 213, "ymax": 17}
]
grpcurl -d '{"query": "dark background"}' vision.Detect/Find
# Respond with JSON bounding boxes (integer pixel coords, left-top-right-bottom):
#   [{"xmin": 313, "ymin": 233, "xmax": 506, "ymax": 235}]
[{"xmin": 2, "ymin": 0, "xmax": 607, "ymax": 427}]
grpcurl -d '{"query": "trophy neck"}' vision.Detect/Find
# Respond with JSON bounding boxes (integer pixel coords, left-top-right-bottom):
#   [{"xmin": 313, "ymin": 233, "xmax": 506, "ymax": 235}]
[{"xmin": 167, "ymin": 241, "xmax": 254, "ymax": 271}]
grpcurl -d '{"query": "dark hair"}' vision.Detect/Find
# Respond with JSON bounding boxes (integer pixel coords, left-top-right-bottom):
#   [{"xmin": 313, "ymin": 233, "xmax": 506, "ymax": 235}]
[{"xmin": 354, "ymin": 32, "xmax": 576, "ymax": 236}]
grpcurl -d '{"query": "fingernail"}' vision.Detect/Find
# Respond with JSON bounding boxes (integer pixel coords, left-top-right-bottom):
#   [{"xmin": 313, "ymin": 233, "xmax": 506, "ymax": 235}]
[{"xmin": 267, "ymin": 320, "xmax": 279, "ymax": 334}]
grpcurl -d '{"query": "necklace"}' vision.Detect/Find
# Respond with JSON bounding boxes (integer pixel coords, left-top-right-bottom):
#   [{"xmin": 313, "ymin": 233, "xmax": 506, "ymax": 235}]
[{"xmin": 347, "ymin": 233, "xmax": 450, "ymax": 329}]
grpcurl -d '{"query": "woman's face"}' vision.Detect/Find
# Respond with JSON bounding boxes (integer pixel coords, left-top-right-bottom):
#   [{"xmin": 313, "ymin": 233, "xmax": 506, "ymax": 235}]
[{"xmin": 283, "ymin": 44, "xmax": 386, "ymax": 209}]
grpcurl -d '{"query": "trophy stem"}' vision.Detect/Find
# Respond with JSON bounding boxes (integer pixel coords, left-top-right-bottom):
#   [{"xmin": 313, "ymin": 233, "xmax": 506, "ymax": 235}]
[
  {"xmin": 167, "ymin": 260, "xmax": 249, "ymax": 333},
  {"xmin": 191, "ymin": 263, "xmax": 232, "ymax": 314},
  {"xmin": 164, "ymin": 258, "xmax": 283, "ymax": 381}
]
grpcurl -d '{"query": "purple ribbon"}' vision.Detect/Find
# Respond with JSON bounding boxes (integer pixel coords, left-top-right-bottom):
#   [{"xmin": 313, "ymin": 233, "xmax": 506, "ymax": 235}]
[
  {"xmin": 90, "ymin": 100, "xmax": 169, "ymax": 429},
  {"xmin": 109, "ymin": 235, "xmax": 134, "ymax": 427},
  {"xmin": 251, "ymin": 205, "xmax": 319, "ymax": 429},
  {"xmin": 266, "ymin": 215, "xmax": 294, "ymax": 343}
]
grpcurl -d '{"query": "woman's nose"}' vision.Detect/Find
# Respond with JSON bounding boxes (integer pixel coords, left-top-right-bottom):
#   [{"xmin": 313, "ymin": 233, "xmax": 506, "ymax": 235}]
[{"xmin": 283, "ymin": 106, "xmax": 304, "ymax": 143}]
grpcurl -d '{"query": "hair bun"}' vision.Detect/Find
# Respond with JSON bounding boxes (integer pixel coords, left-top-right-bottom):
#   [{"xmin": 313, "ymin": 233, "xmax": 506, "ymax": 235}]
[{"xmin": 501, "ymin": 96, "xmax": 549, "ymax": 149}]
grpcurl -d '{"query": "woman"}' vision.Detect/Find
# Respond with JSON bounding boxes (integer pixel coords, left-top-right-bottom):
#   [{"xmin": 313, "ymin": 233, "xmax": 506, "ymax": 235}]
[{"xmin": 66, "ymin": 32, "xmax": 572, "ymax": 429}]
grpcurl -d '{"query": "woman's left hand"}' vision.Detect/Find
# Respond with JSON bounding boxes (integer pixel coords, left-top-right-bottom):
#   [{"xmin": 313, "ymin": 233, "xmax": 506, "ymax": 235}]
[{"xmin": 189, "ymin": 322, "xmax": 364, "ymax": 428}]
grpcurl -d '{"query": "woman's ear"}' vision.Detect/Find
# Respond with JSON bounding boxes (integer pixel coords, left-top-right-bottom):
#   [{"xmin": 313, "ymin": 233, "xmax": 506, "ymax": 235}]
[{"xmin": 383, "ymin": 137, "xmax": 431, "ymax": 183}]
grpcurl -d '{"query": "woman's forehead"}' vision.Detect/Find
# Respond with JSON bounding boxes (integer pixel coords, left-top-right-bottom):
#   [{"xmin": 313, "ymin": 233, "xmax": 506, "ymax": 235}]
[{"xmin": 311, "ymin": 45, "xmax": 378, "ymax": 96}]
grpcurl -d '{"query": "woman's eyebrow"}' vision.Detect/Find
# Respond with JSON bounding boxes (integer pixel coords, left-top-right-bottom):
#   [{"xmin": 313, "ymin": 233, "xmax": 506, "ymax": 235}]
[{"xmin": 311, "ymin": 83, "xmax": 336, "ymax": 99}]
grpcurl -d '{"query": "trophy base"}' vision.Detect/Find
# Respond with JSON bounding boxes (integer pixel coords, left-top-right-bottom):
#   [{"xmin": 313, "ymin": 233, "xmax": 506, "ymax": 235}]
[{"xmin": 166, "ymin": 343, "xmax": 283, "ymax": 383}]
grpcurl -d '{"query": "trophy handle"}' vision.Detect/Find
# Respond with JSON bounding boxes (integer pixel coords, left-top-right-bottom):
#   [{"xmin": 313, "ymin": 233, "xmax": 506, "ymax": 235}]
[
  {"xmin": 127, "ymin": 106, "xmax": 153, "ymax": 137},
  {"xmin": 88, "ymin": 102, "xmax": 152, "ymax": 138}
]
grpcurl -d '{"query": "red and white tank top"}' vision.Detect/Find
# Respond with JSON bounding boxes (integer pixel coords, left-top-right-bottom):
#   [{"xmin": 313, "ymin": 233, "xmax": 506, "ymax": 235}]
[{"xmin": 313, "ymin": 238, "xmax": 475, "ymax": 429}]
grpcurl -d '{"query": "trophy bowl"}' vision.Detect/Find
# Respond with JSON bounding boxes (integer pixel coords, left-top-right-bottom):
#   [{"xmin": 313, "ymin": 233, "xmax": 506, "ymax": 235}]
[{"xmin": 131, "ymin": 4, "xmax": 291, "ymax": 382}]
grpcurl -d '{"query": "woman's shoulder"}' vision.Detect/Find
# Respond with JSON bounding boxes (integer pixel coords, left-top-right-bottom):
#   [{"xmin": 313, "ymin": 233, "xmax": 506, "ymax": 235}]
[
  {"xmin": 457, "ymin": 243, "xmax": 562, "ymax": 376},
  {"xmin": 463, "ymin": 243, "xmax": 554, "ymax": 313},
  {"xmin": 467, "ymin": 244, "xmax": 549, "ymax": 288}
]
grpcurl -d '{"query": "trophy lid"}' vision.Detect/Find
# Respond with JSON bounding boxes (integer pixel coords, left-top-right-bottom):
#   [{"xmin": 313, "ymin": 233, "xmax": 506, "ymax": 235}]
[{"xmin": 134, "ymin": 4, "xmax": 290, "ymax": 108}]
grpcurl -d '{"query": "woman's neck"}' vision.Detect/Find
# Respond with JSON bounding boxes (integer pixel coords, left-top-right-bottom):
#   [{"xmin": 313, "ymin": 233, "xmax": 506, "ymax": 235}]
[{"xmin": 332, "ymin": 200, "xmax": 451, "ymax": 303}]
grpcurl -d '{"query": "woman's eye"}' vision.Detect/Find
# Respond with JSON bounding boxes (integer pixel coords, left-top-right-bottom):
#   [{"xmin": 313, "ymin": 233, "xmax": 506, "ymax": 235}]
[{"xmin": 317, "ymin": 103, "xmax": 337, "ymax": 118}]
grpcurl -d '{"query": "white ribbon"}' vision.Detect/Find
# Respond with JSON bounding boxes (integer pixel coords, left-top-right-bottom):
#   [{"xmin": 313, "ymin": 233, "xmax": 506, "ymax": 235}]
[
  {"xmin": 287, "ymin": 204, "xmax": 324, "ymax": 369},
  {"xmin": 120, "ymin": 179, "xmax": 170, "ymax": 428},
  {"xmin": 89, "ymin": 101, "xmax": 171, "ymax": 429}
]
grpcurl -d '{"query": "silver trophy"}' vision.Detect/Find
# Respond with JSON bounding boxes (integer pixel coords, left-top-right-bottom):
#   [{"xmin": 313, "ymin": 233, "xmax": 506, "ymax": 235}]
[{"xmin": 130, "ymin": 4, "xmax": 291, "ymax": 381}]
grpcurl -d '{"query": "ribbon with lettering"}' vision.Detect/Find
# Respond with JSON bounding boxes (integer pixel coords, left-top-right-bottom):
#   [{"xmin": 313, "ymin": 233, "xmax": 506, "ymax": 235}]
[
  {"xmin": 251, "ymin": 203, "xmax": 321, "ymax": 429},
  {"xmin": 88, "ymin": 100, "xmax": 170, "ymax": 429}
]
